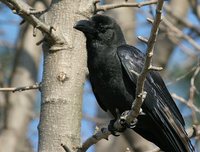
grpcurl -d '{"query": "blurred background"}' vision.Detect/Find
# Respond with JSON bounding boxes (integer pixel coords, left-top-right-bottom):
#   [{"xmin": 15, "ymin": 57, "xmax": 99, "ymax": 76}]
[{"xmin": 0, "ymin": 0, "xmax": 200, "ymax": 152}]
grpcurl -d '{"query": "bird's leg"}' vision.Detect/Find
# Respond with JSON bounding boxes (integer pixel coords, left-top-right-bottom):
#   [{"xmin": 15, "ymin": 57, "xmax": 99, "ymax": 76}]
[
  {"xmin": 108, "ymin": 108, "xmax": 127, "ymax": 136},
  {"xmin": 108, "ymin": 119, "xmax": 127, "ymax": 136},
  {"xmin": 108, "ymin": 108, "xmax": 144, "ymax": 136},
  {"xmin": 108, "ymin": 119, "xmax": 120, "ymax": 136},
  {"xmin": 115, "ymin": 108, "xmax": 121, "ymax": 119},
  {"xmin": 119, "ymin": 108, "xmax": 145, "ymax": 129}
]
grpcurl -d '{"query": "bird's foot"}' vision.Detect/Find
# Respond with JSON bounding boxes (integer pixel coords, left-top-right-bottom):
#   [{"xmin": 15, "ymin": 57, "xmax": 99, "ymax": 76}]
[
  {"xmin": 119, "ymin": 110, "xmax": 138, "ymax": 129},
  {"xmin": 108, "ymin": 119, "xmax": 126, "ymax": 136}
]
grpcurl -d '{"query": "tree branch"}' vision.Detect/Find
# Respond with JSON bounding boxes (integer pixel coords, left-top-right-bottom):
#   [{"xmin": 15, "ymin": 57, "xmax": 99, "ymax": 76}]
[
  {"xmin": 188, "ymin": 66, "xmax": 200, "ymax": 124},
  {"xmin": 96, "ymin": 0, "xmax": 158, "ymax": 12},
  {"xmin": 164, "ymin": 5, "xmax": 200, "ymax": 36},
  {"xmin": 171, "ymin": 93, "xmax": 200, "ymax": 114},
  {"xmin": 163, "ymin": 18, "xmax": 200, "ymax": 51},
  {"xmin": 171, "ymin": 65, "xmax": 200, "ymax": 123},
  {"xmin": 77, "ymin": 128, "xmax": 110, "ymax": 152},
  {"xmin": 76, "ymin": 1, "xmax": 164, "ymax": 151},
  {"xmin": 0, "ymin": 83, "xmax": 41, "ymax": 92},
  {"xmin": 187, "ymin": 124, "xmax": 200, "ymax": 138},
  {"xmin": 0, "ymin": 0, "xmax": 62, "ymax": 43},
  {"xmin": 124, "ymin": 0, "xmax": 164, "ymax": 125}
]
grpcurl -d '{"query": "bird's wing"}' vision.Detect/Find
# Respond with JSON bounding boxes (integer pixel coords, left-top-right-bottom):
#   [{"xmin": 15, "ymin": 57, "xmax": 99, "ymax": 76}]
[
  {"xmin": 117, "ymin": 45, "xmax": 195, "ymax": 151},
  {"xmin": 116, "ymin": 44, "xmax": 185, "ymax": 126},
  {"xmin": 146, "ymin": 70, "xmax": 185, "ymax": 126}
]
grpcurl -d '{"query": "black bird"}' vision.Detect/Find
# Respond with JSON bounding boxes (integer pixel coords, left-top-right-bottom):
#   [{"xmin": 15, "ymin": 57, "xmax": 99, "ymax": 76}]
[{"xmin": 74, "ymin": 14, "xmax": 194, "ymax": 152}]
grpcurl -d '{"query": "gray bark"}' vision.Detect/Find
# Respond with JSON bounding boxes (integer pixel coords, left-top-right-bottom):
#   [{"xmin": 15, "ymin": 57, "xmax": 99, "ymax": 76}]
[{"xmin": 38, "ymin": 0, "xmax": 90, "ymax": 151}]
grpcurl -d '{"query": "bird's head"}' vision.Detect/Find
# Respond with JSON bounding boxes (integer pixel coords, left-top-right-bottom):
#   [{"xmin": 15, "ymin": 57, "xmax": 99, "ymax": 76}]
[{"xmin": 74, "ymin": 14, "xmax": 125, "ymax": 46}]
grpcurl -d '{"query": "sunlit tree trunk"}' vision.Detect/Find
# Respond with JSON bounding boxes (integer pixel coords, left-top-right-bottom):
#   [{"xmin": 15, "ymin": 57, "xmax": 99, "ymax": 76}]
[{"xmin": 38, "ymin": 0, "xmax": 90, "ymax": 151}]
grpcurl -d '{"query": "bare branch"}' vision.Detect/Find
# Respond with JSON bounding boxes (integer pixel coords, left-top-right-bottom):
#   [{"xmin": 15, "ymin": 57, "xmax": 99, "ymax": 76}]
[
  {"xmin": 171, "ymin": 93, "xmax": 200, "ymax": 114},
  {"xmin": 96, "ymin": 0, "xmax": 158, "ymax": 12},
  {"xmin": 188, "ymin": 66, "xmax": 200, "ymax": 124},
  {"xmin": 166, "ymin": 66, "xmax": 197, "ymax": 86},
  {"xmin": 0, "ymin": 0, "xmax": 62, "ymax": 43},
  {"xmin": 163, "ymin": 18, "xmax": 200, "ymax": 51},
  {"xmin": 137, "ymin": 36, "xmax": 148, "ymax": 44},
  {"xmin": 189, "ymin": 66, "xmax": 200, "ymax": 103},
  {"xmin": 61, "ymin": 144, "xmax": 72, "ymax": 152},
  {"xmin": 147, "ymin": 17, "xmax": 154, "ymax": 24},
  {"xmin": 148, "ymin": 65, "xmax": 163, "ymax": 71},
  {"xmin": 77, "ymin": 128, "xmax": 111, "ymax": 152},
  {"xmin": 187, "ymin": 125, "xmax": 200, "ymax": 139},
  {"xmin": 171, "ymin": 65, "xmax": 200, "ymax": 123},
  {"xmin": 124, "ymin": 0, "xmax": 164, "ymax": 124},
  {"xmin": 164, "ymin": 5, "xmax": 200, "ymax": 36},
  {"xmin": 0, "ymin": 83, "xmax": 41, "ymax": 92}
]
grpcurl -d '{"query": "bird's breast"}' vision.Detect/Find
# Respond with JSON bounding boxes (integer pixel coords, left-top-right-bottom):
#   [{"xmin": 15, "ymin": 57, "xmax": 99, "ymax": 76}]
[
  {"xmin": 88, "ymin": 52, "xmax": 133, "ymax": 115},
  {"xmin": 88, "ymin": 52, "xmax": 122, "ymax": 89}
]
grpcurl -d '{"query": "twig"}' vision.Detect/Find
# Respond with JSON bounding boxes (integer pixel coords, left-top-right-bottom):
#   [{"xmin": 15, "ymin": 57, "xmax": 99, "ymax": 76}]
[
  {"xmin": 187, "ymin": 125, "xmax": 200, "ymax": 139},
  {"xmin": 188, "ymin": 66, "xmax": 200, "ymax": 124},
  {"xmin": 0, "ymin": 0, "xmax": 62, "ymax": 43},
  {"xmin": 166, "ymin": 66, "xmax": 197, "ymax": 86},
  {"xmin": 164, "ymin": 5, "xmax": 200, "ymax": 36},
  {"xmin": 61, "ymin": 144, "xmax": 72, "ymax": 152},
  {"xmin": 77, "ymin": 1, "xmax": 164, "ymax": 151},
  {"xmin": 96, "ymin": 0, "xmax": 158, "ymax": 12},
  {"xmin": 0, "ymin": 83, "xmax": 41, "ymax": 92},
  {"xmin": 137, "ymin": 36, "xmax": 148, "ymax": 44},
  {"xmin": 171, "ymin": 65, "xmax": 200, "ymax": 123},
  {"xmin": 124, "ymin": 0, "xmax": 164, "ymax": 124},
  {"xmin": 77, "ymin": 128, "xmax": 110, "ymax": 152},
  {"xmin": 171, "ymin": 93, "xmax": 200, "ymax": 114},
  {"xmin": 189, "ymin": 66, "xmax": 200, "ymax": 103},
  {"xmin": 163, "ymin": 18, "xmax": 200, "ymax": 51}
]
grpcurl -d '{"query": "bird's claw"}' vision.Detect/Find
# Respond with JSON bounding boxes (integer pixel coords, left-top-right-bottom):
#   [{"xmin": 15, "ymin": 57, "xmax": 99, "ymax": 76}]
[
  {"xmin": 108, "ymin": 119, "xmax": 125, "ymax": 136},
  {"xmin": 119, "ymin": 110, "xmax": 138, "ymax": 129},
  {"xmin": 108, "ymin": 110, "xmax": 139, "ymax": 136},
  {"xmin": 127, "ymin": 119, "xmax": 138, "ymax": 129}
]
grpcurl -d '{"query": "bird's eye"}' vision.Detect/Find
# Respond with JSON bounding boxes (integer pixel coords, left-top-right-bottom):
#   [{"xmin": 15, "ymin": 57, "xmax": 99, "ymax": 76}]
[
  {"xmin": 98, "ymin": 28, "xmax": 114, "ymax": 41},
  {"xmin": 104, "ymin": 29, "xmax": 114, "ymax": 40},
  {"xmin": 98, "ymin": 27, "xmax": 106, "ymax": 33}
]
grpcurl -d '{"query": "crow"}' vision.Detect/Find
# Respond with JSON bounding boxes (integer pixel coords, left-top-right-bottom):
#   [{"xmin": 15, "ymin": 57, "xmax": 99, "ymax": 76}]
[{"xmin": 74, "ymin": 14, "xmax": 194, "ymax": 152}]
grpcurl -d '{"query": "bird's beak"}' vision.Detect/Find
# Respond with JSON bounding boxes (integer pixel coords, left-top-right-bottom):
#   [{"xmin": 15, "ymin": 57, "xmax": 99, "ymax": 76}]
[{"xmin": 73, "ymin": 20, "xmax": 96, "ymax": 34}]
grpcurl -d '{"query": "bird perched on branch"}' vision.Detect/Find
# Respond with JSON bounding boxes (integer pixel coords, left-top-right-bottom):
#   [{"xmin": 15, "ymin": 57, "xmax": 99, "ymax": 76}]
[{"xmin": 74, "ymin": 14, "xmax": 194, "ymax": 152}]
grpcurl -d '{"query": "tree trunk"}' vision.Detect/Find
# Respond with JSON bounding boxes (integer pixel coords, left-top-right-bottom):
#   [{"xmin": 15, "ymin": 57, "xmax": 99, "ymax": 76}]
[{"xmin": 38, "ymin": 0, "xmax": 90, "ymax": 151}]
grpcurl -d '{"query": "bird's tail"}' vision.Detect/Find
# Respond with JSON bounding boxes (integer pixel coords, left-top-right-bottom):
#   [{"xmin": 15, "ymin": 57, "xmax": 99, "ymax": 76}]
[
  {"xmin": 155, "ymin": 104, "xmax": 194, "ymax": 152},
  {"xmin": 135, "ymin": 102, "xmax": 194, "ymax": 152}
]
